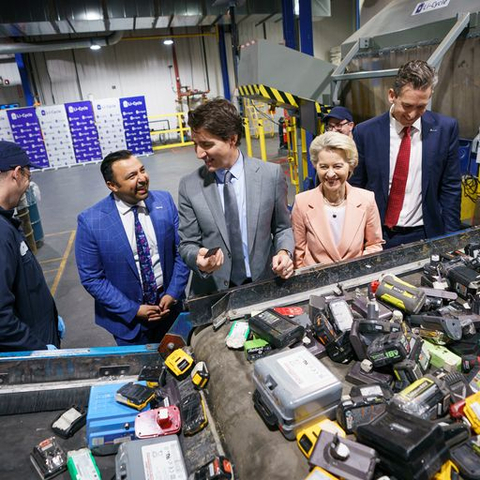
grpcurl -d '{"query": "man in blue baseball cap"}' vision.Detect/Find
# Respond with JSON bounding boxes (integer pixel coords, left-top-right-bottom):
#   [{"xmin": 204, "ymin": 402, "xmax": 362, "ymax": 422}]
[
  {"xmin": 0, "ymin": 140, "xmax": 61, "ymax": 351},
  {"xmin": 324, "ymin": 106, "xmax": 355, "ymax": 137}
]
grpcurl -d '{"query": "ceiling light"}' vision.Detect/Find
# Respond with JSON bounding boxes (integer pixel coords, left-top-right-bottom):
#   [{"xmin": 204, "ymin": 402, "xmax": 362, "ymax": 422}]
[
  {"xmin": 163, "ymin": 39, "xmax": 174, "ymax": 45},
  {"xmin": 90, "ymin": 43, "xmax": 101, "ymax": 51}
]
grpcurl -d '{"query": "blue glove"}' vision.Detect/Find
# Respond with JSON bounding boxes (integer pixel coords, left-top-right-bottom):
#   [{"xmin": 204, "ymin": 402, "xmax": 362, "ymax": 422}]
[
  {"xmin": 58, "ymin": 315, "xmax": 66, "ymax": 340},
  {"xmin": 46, "ymin": 344, "xmax": 57, "ymax": 350}
]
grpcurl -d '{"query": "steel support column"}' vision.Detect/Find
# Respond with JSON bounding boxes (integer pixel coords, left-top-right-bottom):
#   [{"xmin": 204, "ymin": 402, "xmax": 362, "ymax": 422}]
[
  {"xmin": 282, "ymin": 0, "xmax": 297, "ymax": 50},
  {"xmin": 299, "ymin": 0, "xmax": 315, "ymax": 185},
  {"xmin": 15, "ymin": 54, "xmax": 34, "ymax": 106},
  {"xmin": 299, "ymin": 0, "xmax": 314, "ymax": 56},
  {"xmin": 218, "ymin": 25, "xmax": 231, "ymax": 100}
]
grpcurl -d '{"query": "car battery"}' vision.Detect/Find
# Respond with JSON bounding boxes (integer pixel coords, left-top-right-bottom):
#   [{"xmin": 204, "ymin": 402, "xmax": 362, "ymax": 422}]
[
  {"xmin": 87, "ymin": 382, "xmax": 150, "ymax": 455},
  {"xmin": 355, "ymin": 405, "xmax": 449, "ymax": 480},
  {"xmin": 253, "ymin": 346, "xmax": 342, "ymax": 440},
  {"xmin": 115, "ymin": 436, "xmax": 187, "ymax": 480}
]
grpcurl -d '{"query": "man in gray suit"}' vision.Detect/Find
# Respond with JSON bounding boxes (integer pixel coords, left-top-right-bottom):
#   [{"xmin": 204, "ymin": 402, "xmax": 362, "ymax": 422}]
[{"xmin": 178, "ymin": 98, "xmax": 294, "ymax": 296}]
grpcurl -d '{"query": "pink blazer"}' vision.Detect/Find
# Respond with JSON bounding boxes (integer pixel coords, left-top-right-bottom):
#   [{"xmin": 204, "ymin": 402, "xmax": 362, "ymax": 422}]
[{"xmin": 291, "ymin": 183, "xmax": 384, "ymax": 268}]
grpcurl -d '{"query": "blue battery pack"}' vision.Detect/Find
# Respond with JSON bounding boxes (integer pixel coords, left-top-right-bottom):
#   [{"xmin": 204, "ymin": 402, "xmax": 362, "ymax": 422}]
[{"xmin": 86, "ymin": 381, "xmax": 151, "ymax": 455}]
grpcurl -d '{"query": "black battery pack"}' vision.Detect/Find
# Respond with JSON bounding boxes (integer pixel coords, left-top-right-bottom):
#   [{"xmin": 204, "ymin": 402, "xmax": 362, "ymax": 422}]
[
  {"xmin": 336, "ymin": 384, "xmax": 392, "ymax": 434},
  {"xmin": 115, "ymin": 382, "xmax": 155, "ymax": 410},
  {"xmin": 355, "ymin": 405, "xmax": 449, "ymax": 480},
  {"xmin": 249, "ymin": 309, "xmax": 305, "ymax": 349},
  {"xmin": 51, "ymin": 405, "xmax": 86, "ymax": 439},
  {"xmin": 367, "ymin": 332, "xmax": 410, "ymax": 368},
  {"xmin": 180, "ymin": 391, "xmax": 208, "ymax": 436},
  {"xmin": 30, "ymin": 437, "xmax": 67, "ymax": 480},
  {"xmin": 450, "ymin": 435, "xmax": 480, "ymax": 480},
  {"xmin": 349, "ymin": 320, "xmax": 368, "ymax": 361},
  {"xmin": 325, "ymin": 331, "xmax": 353, "ymax": 364},
  {"xmin": 392, "ymin": 374, "xmax": 450, "ymax": 420},
  {"xmin": 446, "ymin": 264, "xmax": 480, "ymax": 299},
  {"xmin": 345, "ymin": 361, "xmax": 393, "ymax": 388}
]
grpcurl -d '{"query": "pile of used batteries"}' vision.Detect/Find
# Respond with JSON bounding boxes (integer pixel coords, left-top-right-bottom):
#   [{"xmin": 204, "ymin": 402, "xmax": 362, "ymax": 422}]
[
  {"xmin": 30, "ymin": 346, "xmax": 235, "ymax": 480},
  {"xmin": 249, "ymin": 243, "xmax": 480, "ymax": 480}
]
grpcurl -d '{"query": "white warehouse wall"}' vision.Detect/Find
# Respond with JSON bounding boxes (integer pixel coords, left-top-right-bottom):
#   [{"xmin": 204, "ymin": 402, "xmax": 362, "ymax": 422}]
[{"xmin": 30, "ymin": 33, "xmax": 226, "ymax": 116}]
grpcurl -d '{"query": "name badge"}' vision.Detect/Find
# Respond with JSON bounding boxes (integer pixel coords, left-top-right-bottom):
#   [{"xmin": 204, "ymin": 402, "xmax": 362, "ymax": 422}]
[{"xmin": 20, "ymin": 241, "xmax": 29, "ymax": 256}]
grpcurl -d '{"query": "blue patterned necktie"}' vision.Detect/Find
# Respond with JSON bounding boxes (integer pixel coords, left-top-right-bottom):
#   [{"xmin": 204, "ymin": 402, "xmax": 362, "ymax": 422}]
[{"xmin": 131, "ymin": 205, "xmax": 158, "ymax": 305}]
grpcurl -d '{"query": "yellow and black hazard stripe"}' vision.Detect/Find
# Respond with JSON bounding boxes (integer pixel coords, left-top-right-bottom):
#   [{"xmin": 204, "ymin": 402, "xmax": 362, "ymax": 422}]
[
  {"xmin": 239, "ymin": 83, "xmax": 331, "ymax": 118},
  {"xmin": 239, "ymin": 84, "xmax": 301, "ymax": 109}
]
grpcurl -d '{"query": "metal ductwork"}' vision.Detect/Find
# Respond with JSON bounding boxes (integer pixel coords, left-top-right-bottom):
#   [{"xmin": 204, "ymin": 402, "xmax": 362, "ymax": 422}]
[
  {"xmin": 0, "ymin": 31, "xmax": 123, "ymax": 54},
  {"xmin": 0, "ymin": 0, "xmax": 331, "ymax": 38}
]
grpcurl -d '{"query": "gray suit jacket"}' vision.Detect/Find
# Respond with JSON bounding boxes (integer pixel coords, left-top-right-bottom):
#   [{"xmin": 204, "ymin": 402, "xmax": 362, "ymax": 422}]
[{"xmin": 178, "ymin": 156, "xmax": 294, "ymax": 296}]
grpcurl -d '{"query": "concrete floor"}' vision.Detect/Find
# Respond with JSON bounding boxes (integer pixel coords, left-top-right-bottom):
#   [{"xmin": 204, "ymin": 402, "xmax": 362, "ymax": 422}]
[{"xmin": 30, "ymin": 136, "xmax": 295, "ymax": 348}]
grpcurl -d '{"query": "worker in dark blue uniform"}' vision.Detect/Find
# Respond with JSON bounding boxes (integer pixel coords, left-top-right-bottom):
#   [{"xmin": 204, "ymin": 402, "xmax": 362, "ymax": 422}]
[{"xmin": 0, "ymin": 141, "xmax": 61, "ymax": 351}]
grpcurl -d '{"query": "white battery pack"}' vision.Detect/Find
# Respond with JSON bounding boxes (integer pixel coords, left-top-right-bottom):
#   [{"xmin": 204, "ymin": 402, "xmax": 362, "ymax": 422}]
[{"xmin": 115, "ymin": 436, "xmax": 187, "ymax": 480}]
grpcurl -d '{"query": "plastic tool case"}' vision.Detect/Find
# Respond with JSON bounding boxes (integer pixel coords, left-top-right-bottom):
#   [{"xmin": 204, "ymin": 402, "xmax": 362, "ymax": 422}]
[{"xmin": 253, "ymin": 346, "xmax": 342, "ymax": 440}]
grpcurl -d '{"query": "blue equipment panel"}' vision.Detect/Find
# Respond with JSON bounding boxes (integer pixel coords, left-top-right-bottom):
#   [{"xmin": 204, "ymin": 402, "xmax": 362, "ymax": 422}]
[{"xmin": 86, "ymin": 381, "xmax": 150, "ymax": 455}]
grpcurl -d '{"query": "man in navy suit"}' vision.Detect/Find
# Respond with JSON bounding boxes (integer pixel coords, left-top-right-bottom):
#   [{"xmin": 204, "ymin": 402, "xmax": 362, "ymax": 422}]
[
  {"xmin": 350, "ymin": 60, "xmax": 461, "ymax": 248},
  {"xmin": 75, "ymin": 150, "xmax": 189, "ymax": 345}
]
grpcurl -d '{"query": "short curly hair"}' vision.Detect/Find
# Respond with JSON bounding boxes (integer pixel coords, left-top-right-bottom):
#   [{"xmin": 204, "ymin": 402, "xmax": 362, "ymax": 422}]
[
  {"xmin": 309, "ymin": 131, "xmax": 358, "ymax": 174},
  {"xmin": 188, "ymin": 98, "xmax": 243, "ymax": 146}
]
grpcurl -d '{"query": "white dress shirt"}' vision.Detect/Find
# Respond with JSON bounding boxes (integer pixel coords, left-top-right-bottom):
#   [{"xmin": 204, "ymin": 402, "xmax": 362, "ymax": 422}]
[
  {"xmin": 114, "ymin": 196, "xmax": 164, "ymax": 288},
  {"xmin": 215, "ymin": 151, "xmax": 252, "ymax": 278},
  {"xmin": 389, "ymin": 107, "xmax": 423, "ymax": 227}
]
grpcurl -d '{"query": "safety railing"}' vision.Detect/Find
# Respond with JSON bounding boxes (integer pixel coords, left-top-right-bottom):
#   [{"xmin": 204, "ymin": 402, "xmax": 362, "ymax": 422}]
[{"xmin": 148, "ymin": 112, "xmax": 194, "ymax": 151}]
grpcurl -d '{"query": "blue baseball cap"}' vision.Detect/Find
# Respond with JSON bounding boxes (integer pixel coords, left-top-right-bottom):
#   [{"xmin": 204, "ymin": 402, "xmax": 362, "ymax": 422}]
[
  {"xmin": 0, "ymin": 141, "xmax": 31, "ymax": 171},
  {"xmin": 324, "ymin": 106, "xmax": 353, "ymax": 123}
]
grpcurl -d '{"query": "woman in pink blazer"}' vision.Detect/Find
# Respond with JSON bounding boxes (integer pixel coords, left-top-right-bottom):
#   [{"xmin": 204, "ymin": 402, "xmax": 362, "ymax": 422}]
[{"xmin": 292, "ymin": 131, "xmax": 384, "ymax": 268}]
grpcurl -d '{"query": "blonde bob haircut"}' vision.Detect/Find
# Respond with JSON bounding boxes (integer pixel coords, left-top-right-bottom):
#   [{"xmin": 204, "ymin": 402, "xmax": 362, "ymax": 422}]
[{"xmin": 309, "ymin": 131, "xmax": 358, "ymax": 174}]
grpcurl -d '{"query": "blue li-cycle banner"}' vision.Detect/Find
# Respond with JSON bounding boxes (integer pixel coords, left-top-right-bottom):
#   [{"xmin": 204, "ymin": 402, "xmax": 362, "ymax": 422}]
[
  {"xmin": 65, "ymin": 101, "xmax": 102, "ymax": 163},
  {"xmin": 119, "ymin": 96, "xmax": 153, "ymax": 156},
  {"xmin": 7, "ymin": 107, "xmax": 49, "ymax": 168}
]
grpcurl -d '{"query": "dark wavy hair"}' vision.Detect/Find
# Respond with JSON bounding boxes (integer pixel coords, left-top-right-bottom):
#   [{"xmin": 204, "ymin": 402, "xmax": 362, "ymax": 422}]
[
  {"xmin": 188, "ymin": 98, "xmax": 243, "ymax": 146},
  {"xmin": 393, "ymin": 60, "xmax": 438, "ymax": 96}
]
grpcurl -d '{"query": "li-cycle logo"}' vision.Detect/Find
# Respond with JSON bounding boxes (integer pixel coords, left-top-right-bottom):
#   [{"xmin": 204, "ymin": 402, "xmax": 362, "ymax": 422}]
[
  {"xmin": 11, "ymin": 112, "xmax": 33, "ymax": 120},
  {"xmin": 68, "ymin": 105, "xmax": 89, "ymax": 113},
  {"xmin": 123, "ymin": 100, "xmax": 142, "ymax": 108},
  {"xmin": 412, "ymin": 0, "xmax": 450, "ymax": 15}
]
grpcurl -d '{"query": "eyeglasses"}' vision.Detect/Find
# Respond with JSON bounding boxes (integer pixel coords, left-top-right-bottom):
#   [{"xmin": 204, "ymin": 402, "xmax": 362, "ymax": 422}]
[{"xmin": 326, "ymin": 121, "xmax": 351, "ymax": 131}]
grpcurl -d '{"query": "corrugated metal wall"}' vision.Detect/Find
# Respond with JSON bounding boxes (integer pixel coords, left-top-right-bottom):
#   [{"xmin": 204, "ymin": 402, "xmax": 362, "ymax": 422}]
[{"xmin": 344, "ymin": 37, "xmax": 480, "ymax": 138}]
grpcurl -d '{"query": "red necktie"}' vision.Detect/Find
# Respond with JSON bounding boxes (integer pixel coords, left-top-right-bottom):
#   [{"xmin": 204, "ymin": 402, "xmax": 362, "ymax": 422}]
[{"xmin": 385, "ymin": 126, "xmax": 411, "ymax": 228}]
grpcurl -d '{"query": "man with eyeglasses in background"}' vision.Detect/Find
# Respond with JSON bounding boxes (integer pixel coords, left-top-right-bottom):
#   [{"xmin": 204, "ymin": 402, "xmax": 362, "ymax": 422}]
[
  {"xmin": 323, "ymin": 106, "xmax": 355, "ymax": 137},
  {"xmin": 0, "ymin": 140, "xmax": 61, "ymax": 351}
]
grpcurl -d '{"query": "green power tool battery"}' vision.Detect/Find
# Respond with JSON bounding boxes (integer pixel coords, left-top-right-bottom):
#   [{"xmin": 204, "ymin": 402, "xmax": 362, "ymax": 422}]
[
  {"xmin": 67, "ymin": 448, "xmax": 101, "ymax": 480},
  {"xmin": 376, "ymin": 275, "xmax": 426, "ymax": 314}
]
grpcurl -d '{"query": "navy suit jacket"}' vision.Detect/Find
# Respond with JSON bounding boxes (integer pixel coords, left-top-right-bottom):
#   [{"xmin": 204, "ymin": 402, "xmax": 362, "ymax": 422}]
[
  {"xmin": 75, "ymin": 191, "xmax": 189, "ymax": 341},
  {"xmin": 350, "ymin": 110, "xmax": 461, "ymax": 238}
]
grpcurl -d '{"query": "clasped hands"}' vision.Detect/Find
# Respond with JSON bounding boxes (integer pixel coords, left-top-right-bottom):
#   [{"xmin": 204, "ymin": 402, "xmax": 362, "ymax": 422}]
[{"xmin": 136, "ymin": 294, "xmax": 176, "ymax": 322}]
